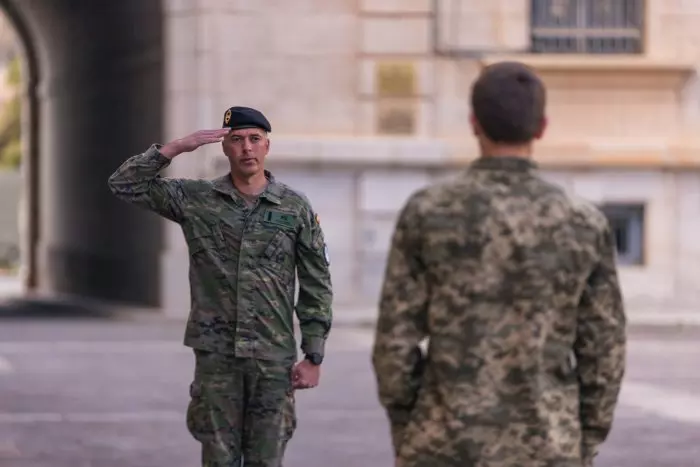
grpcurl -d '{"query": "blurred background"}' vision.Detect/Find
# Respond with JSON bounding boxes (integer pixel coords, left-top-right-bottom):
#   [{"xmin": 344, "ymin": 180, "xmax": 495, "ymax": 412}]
[{"xmin": 0, "ymin": 1, "xmax": 698, "ymax": 466}]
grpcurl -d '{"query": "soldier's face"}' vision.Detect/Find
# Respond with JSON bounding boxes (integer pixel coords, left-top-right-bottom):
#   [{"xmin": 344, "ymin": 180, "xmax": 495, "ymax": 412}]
[{"xmin": 222, "ymin": 128, "xmax": 270, "ymax": 177}]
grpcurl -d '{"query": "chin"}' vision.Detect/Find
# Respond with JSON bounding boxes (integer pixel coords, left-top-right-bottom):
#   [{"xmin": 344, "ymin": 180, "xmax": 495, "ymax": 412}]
[{"xmin": 238, "ymin": 166, "xmax": 260, "ymax": 177}]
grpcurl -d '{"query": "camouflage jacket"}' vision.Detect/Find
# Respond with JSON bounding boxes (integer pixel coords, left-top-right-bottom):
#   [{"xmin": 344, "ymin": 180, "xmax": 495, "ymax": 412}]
[
  {"xmin": 108, "ymin": 144, "xmax": 333, "ymax": 362},
  {"xmin": 372, "ymin": 156, "xmax": 626, "ymax": 467}
]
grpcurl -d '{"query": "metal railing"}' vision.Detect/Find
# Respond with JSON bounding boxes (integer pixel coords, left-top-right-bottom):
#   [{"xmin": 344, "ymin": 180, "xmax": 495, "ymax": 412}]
[
  {"xmin": 531, "ymin": 0, "xmax": 644, "ymax": 54},
  {"xmin": 431, "ymin": 0, "xmax": 645, "ymax": 58}
]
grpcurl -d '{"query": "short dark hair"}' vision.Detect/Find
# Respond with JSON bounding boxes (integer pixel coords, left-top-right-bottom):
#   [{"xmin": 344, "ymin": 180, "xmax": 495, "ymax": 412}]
[{"xmin": 470, "ymin": 61, "xmax": 546, "ymax": 144}]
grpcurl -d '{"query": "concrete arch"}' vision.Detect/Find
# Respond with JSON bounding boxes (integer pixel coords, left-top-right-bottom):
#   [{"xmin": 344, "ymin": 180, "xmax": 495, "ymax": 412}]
[{"xmin": 1, "ymin": 0, "xmax": 165, "ymax": 307}]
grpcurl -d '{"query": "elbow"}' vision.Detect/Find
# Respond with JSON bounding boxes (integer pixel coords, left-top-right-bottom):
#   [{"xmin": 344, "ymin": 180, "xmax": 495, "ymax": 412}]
[
  {"xmin": 106, "ymin": 169, "xmax": 124, "ymax": 194},
  {"xmin": 106, "ymin": 170, "xmax": 141, "ymax": 200}
]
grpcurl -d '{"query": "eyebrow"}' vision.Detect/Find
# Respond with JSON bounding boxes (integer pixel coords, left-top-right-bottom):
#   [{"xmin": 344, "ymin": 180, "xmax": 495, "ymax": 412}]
[{"xmin": 230, "ymin": 133, "xmax": 264, "ymax": 138}]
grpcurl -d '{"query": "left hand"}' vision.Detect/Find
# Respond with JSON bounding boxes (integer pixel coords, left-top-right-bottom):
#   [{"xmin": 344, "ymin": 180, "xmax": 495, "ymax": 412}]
[{"xmin": 292, "ymin": 359, "xmax": 320, "ymax": 390}]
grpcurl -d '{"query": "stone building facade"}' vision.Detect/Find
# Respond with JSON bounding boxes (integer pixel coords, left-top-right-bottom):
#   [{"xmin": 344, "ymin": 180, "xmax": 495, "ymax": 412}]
[{"xmin": 161, "ymin": 0, "xmax": 700, "ymax": 317}]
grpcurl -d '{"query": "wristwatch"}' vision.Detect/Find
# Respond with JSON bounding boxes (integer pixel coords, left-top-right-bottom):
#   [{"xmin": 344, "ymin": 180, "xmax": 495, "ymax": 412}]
[{"xmin": 305, "ymin": 352, "xmax": 323, "ymax": 365}]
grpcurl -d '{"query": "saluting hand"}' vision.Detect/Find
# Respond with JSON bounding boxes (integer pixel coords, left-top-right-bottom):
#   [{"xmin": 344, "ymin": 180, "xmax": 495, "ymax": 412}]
[{"xmin": 159, "ymin": 129, "xmax": 230, "ymax": 159}]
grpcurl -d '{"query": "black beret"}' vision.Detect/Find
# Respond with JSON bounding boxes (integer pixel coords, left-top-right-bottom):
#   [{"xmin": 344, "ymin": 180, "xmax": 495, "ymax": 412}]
[{"xmin": 221, "ymin": 106, "xmax": 272, "ymax": 132}]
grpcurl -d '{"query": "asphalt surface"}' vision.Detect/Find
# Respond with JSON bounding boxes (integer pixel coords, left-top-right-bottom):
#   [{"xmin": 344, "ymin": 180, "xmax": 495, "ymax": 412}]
[{"xmin": 0, "ymin": 313, "xmax": 698, "ymax": 467}]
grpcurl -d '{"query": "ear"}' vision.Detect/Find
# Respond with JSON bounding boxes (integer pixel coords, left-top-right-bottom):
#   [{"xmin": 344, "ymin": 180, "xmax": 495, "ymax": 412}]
[
  {"xmin": 534, "ymin": 116, "xmax": 548, "ymax": 140},
  {"xmin": 469, "ymin": 113, "xmax": 481, "ymax": 136}
]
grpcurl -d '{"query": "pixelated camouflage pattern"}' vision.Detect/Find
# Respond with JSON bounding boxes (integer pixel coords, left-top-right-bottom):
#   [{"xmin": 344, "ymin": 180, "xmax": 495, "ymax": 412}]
[
  {"xmin": 108, "ymin": 144, "xmax": 333, "ymax": 361},
  {"xmin": 372, "ymin": 156, "xmax": 626, "ymax": 467},
  {"xmin": 186, "ymin": 350, "xmax": 296, "ymax": 466}
]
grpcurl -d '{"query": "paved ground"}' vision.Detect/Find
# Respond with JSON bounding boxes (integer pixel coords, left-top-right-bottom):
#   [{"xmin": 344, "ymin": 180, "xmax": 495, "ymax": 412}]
[{"xmin": 0, "ymin": 314, "xmax": 698, "ymax": 467}]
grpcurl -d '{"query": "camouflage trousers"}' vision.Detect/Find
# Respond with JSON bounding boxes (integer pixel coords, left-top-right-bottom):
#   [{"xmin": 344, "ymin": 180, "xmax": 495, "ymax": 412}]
[{"xmin": 186, "ymin": 350, "xmax": 297, "ymax": 467}]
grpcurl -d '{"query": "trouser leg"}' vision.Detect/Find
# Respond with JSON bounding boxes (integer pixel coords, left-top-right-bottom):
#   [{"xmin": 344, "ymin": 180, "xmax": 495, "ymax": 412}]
[
  {"xmin": 186, "ymin": 349, "xmax": 246, "ymax": 467},
  {"xmin": 241, "ymin": 359, "xmax": 296, "ymax": 467},
  {"xmin": 278, "ymin": 391, "xmax": 297, "ymax": 462}
]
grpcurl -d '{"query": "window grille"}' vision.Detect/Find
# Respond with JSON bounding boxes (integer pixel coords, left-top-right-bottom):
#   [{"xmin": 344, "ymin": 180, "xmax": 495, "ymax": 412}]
[{"xmin": 531, "ymin": 0, "xmax": 644, "ymax": 54}]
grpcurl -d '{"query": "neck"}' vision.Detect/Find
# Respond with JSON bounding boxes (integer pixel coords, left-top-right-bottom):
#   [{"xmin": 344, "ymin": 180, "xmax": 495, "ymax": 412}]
[
  {"xmin": 230, "ymin": 171, "xmax": 267, "ymax": 195},
  {"xmin": 480, "ymin": 141, "xmax": 532, "ymax": 159}
]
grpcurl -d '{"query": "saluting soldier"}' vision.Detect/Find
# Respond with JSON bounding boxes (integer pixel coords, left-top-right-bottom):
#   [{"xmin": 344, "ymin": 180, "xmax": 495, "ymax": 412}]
[{"xmin": 108, "ymin": 106, "xmax": 333, "ymax": 467}]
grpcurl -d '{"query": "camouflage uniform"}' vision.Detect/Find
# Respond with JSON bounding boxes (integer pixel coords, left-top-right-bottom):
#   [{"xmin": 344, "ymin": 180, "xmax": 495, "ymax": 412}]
[
  {"xmin": 108, "ymin": 144, "xmax": 333, "ymax": 466},
  {"xmin": 372, "ymin": 156, "xmax": 626, "ymax": 467}
]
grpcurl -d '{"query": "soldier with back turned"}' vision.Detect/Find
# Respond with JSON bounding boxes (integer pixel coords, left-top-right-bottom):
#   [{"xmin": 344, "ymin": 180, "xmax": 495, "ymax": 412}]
[
  {"xmin": 371, "ymin": 61, "xmax": 626, "ymax": 467},
  {"xmin": 108, "ymin": 106, "xmax": 333, "ymax": 466}
]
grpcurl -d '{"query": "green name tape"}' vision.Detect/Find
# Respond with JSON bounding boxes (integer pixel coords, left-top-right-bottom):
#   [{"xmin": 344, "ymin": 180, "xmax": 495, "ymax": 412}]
[{"xmin": 263, "ymin": 209, "xmax": 296, "ymax": 228}]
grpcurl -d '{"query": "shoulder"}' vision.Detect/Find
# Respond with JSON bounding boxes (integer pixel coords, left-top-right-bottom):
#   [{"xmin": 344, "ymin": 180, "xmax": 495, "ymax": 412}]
[
  {"xmin": 402, "ymin": 177, "xmax": 469, "ymax": 214},
  {"xmin": 271, "ymin": 180, "xmax": 319, "ymax": 226},
  {"xmin": 277, "ymin": 181, "xmax": 313, "ymax": 209},
  {"xmin": 393, "ymin": 180, "xmax": 457, "ymax": 229},
  {"xmin": 531, "ymin": 175, "xmax": 610, "ymax": 234},
  {"xmin": 567, "ymin": 193, "xmax": 610, "ymax": 233}
]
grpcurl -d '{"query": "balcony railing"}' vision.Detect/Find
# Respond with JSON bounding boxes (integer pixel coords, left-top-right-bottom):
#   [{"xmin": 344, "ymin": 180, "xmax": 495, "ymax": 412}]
[
  {"xmin": 431, "ymin": 0, "xmax": 645, "ymax": 57},
  {"xmin": 531, "ymin": 0, "xmax": 644, "ymax": 54}
]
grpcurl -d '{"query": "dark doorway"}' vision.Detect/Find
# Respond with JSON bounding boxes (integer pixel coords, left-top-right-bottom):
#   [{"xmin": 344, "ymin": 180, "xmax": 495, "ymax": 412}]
[{"xmin": 0, "ymin": 0, "xmax": 165, "ymax": 307}]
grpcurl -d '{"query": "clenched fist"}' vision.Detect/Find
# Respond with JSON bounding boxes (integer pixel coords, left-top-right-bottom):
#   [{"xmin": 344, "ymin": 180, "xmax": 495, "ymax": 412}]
[{"xmin": 292, "ymin": 359, "xmax": 321, "ymax": 390}]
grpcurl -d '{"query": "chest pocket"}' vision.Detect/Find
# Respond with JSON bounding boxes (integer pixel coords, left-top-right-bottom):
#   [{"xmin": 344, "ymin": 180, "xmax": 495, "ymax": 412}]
[
  {"xmin": 260, "ymin": 229, "xmax": 296, "ymax": 279},
  {"xmin": 183, "ymin": 221, "xmax": 225, "ymax": 257}
]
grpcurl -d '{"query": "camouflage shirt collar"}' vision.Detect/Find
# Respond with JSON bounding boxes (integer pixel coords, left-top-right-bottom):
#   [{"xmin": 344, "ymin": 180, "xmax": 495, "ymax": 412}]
[
  {"xmin": 213, "ymin": 170, "xmax": 283, "ymax": 204},
  {"xmin": 469, "ymin": 156, "xmax": 537, "ymax": 173}
]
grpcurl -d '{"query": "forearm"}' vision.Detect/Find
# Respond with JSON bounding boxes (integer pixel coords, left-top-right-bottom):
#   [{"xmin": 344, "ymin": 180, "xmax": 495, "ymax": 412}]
[
  {"xmin": 107, "ymin": 143, "xmax": 186, "ymax": 222},
  {"xmin": 295, "ymin": 300, "xmax": 332, "ymax": 356},
  {"xmin": 578, "ymin": 343, "xmax": 626, "ymax": 463},
  {"xmin": 387, "ymin": 406, "xmax": 413, "ymax": 457},
  {"xmin": 375, "ymin": 344, "xmax": 424, "ymax": 457},
  {"xmin": 373, "ymin": 339, "xmax": 425, "ymax": 411},
  {"xmin": 158, "ymin": 141, "xmax": 183, "ymax": 159},
  {"xmin": 108, "ymin": 145, "xmax": 170, "ymax": 199}
]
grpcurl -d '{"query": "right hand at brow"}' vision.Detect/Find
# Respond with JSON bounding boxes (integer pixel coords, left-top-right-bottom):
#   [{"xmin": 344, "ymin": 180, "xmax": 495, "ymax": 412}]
[{"xmin": 160, "ymin": 129, "xmax": 231, "ymax": 159}]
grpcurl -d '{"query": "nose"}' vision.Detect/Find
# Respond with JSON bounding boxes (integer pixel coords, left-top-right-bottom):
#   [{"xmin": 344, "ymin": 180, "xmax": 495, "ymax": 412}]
[{"xmin": 243, "ymin": 138, "xmax": 253, "ymax": 151}]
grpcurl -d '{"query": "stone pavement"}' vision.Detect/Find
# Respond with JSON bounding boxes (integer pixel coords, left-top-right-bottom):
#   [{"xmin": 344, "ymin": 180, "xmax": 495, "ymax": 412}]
[{"xmin": 0, "ymin": 315, "xmax": 698, "ymax": 467}]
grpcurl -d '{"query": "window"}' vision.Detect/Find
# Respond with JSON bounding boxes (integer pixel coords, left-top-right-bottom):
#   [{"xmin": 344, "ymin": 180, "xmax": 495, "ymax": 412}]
[
  {"xmin": 599, "ymin": 203, "xmax": 645, "ymax": 265},
  {"xmin": 531, "ymin": 0, "xmax": 644, "ymax": 54}
]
